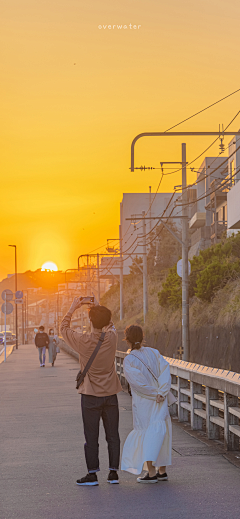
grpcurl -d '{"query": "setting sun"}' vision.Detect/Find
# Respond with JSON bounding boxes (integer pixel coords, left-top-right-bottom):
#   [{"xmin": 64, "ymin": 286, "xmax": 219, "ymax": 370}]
[{"xmin": 41, "ymin": 261, "xmax": 58, "ymax": 272}]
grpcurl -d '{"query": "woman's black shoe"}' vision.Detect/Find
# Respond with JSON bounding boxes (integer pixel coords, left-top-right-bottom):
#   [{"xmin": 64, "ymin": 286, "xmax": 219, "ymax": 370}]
[
  {"xmin": 156, "ymin": 471, "xmax": 168, "ymax": 481},
  {"xmin": 137, "ymin": 473, "xmax": 158, "ymax": 484},
  {"xmin": 76, "ymin": 473, "xmax": 98, "ymax": 486}
]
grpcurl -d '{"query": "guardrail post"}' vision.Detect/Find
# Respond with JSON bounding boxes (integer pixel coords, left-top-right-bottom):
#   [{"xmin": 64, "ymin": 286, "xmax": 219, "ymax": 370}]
[
  {"xmin": 170, "ymin": 374, "xmax": 178, "ymax": 417},
  {"xmin": 206, "ymin": 387, "xmax": 220, "ymax": 440},
  {"xmin": 224, "ymin": 393, "xmax": 239, "ymax": 451},
  {"xmin": 178, "ymin": 376, "xmax": 189, "ymax": 422},
  {"xmin": 190, "ymin": 381, "xmax": 203, "ymax": 430}
]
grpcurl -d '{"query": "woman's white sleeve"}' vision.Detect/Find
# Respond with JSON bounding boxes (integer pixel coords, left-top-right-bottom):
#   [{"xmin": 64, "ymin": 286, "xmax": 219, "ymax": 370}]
[
  {"xmin": 123, "ymin": 357, "xmax": 158, "ymax": 397},
  {"xmin": 157, "ymin": 355, "xmax": 171, "ymax": 397}
]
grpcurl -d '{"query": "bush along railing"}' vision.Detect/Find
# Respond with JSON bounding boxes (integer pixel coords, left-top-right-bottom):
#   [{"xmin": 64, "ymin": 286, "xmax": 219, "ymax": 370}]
[{"xmin": 115, "ymin": 351, "xmax": 240, "ymax": 451}]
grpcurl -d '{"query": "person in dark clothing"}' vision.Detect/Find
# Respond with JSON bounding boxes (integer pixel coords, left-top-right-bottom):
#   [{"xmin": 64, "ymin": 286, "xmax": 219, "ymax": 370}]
[{"xmin": 35, "ymin": 325, "xmax": 49, "ymax": 367}]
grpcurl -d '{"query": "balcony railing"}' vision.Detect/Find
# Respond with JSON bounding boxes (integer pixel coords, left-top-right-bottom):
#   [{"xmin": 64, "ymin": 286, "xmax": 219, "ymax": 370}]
[{"xmin": 211, "ymin": 221, "xmax": 227, "ymax": 240}]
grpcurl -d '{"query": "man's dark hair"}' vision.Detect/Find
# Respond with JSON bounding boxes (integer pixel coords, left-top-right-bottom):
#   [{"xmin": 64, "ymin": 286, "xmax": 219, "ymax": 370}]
[
  {"xmin": 39, "ymin": 326, "xmax": 44, "ymax": 331},
  {"xmin": 89, "ymin": 305, "xmax": 111, "ymax": 329},
  {"xmin": 124, "ymin": 325, "xmax": 143, "ymax": 350}
]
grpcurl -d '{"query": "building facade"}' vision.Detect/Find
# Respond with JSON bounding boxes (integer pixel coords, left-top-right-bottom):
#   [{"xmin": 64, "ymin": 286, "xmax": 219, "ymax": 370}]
[{"xmin": 120, "ymin": 192, "xmax": 181, "ymax": 274}]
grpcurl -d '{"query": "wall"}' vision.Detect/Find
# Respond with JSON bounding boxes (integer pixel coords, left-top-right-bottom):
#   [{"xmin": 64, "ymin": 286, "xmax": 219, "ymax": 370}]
[{"xmin": 117, "ymin": 325, "xmax": 240, "ymax": 373}]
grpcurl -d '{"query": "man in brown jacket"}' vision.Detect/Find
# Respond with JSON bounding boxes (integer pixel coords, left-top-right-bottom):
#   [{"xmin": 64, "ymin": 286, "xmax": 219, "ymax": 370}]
[{"xmin": 60, "ymin": 298, "xmax": 122, "ymax": 486}]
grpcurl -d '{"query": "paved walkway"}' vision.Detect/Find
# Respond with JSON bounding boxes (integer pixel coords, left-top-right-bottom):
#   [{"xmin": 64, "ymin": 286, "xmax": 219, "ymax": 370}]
[{"xmin": 1, "ymin": 345, "xmax": 240, "ymax": 519}]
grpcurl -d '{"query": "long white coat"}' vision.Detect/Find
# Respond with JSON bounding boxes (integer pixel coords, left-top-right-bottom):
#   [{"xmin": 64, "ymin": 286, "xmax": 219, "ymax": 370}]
[{"xmin": 121, "ymin": 346, "xmax": 172, "ymax": 475}]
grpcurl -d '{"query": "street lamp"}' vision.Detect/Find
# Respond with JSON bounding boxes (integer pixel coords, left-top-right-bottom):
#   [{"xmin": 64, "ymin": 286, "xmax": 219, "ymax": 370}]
[{"xmin": 8, "ymin": 245, "xmax": 18, "ymax": 349}]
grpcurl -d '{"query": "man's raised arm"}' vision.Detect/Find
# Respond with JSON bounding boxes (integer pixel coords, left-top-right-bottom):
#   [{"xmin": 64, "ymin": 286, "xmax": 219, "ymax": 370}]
[{"xmin": 60, "ymin": 298, "xmax": 84, "ymax": 353}]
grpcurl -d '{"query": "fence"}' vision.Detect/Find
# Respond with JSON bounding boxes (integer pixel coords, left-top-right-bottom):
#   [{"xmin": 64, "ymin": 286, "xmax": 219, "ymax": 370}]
[{"xmin": 115, "ymin": 350, "xmax": 240, "ymax": 451}]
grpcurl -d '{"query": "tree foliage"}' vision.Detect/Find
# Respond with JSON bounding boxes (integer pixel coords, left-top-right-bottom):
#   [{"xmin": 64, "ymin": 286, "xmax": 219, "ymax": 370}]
[{"xmin": 158, "ymin": 232, "xmax": 240, "ymax": 307}]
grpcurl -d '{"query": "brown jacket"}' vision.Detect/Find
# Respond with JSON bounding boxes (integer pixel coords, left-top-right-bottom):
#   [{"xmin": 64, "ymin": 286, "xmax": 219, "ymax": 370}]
[{"xmin": 60, "ymin": 312, "xmax": 122, "ymax": 397}]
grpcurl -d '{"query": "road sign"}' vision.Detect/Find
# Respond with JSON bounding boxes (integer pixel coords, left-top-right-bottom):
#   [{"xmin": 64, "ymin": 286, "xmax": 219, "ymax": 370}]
[
  {"xmin": 1, "ymin": 289, "xmax": 13, "ymax": 302},
  {"xmin": 1, "ymin": 302, "xmax": 13, "ymax": 315},
  {"xmin": 15, "ymin": 299, "xmax": 23, "ymax": 304},
  {"xmin": 15, "ymin": 290, "xmax": 23, "ymax": 299},
  {"xmin": 177, "ymin": 259, "xmax": 191, "ymax": 278}
]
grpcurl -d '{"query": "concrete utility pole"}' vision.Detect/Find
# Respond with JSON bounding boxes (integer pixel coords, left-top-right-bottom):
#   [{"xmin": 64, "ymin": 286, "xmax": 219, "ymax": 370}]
[
  {"xmin": 181, "ymin": 144, "xmax": 189, "ymax": 361},
  {"xmin": 149, "ymin": 186, "xmax": 152, "ymax": 234},
  {"xmin": 8, "ymin": 245, "xmax": 18, "ymax": 349},
  {"xmin": 142, "ymin": 211, "xmax": 148, "ymax": 322},
  {"xmin": 22, "ymin": 303, "xmax": 24, "ymax": 345},
  {"xmin": 97, "ymin": 254, "xmax": 101, "ymax": 303},
  {"xmin": 119, "ymin": 224, "xmax": 124, "ymax": 321}
]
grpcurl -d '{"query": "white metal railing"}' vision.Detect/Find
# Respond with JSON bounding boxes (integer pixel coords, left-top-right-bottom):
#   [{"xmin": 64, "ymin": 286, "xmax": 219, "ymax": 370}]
[{"xmin": 115, "ymin": 351, "xmax": 240, "ymax": 451}]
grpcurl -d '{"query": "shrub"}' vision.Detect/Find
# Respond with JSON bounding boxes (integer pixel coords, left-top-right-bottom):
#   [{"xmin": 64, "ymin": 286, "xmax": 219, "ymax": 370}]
[
  {"xmin": 195, "ymin": 260, "xmax": 240, "ymax": 302},
  {"xmin": 158, "ymin": 232, "xmax": 240, "ymax": 308},
  {"xmin": 158, "ymin": 266, "xmax": 181, "ymax": 309}
]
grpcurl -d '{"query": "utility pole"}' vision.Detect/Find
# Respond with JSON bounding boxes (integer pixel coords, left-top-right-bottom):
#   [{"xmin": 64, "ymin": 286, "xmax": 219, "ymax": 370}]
[
  {"xmin": 97, "ymin": 254, "xmax": 101, "ymax": 303},
  {"xmin": 119, "ymin": 224, "xmax": 124, "ymax": 320},
  {"xmin": 22, "ymin": 302, "xmax": 24, "ymax": 345},
  {"xmin": 181, "ymin": 144, "xmax": 189, "ymax": 361},
  {"xmin": 57, "ymin": 293, "xmax": 59, "ymax": 335},
  {"xmin": 8, "ymin": 245, "xmax": 18, "ymax": 349},
  {"xmin": 87, "ymin": 255, "xmax": 91, "ymax": 294},
  {"xmin": 25, "ymin": 293, "xmax": 28, "ymax": 344},
  {"xmin": 149, "ymin": 186, "xmax": 152, "ymax": 234},
  {"xmin": 142, "ymin": 211, "xmax": 148, "ymax": 322}
]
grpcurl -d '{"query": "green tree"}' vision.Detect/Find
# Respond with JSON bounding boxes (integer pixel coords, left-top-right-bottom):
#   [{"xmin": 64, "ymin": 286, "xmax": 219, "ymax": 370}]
[{"xmin": 158, "ymin": 265, "xmax": 181, "ymax": 308}]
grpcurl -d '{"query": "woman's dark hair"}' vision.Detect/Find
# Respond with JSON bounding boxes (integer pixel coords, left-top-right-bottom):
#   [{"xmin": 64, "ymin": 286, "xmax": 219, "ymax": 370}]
[
  {"xmin": 49, "ymin": 329, "xmax": 54, "ymax": 334},
  {"xmin": 39, "ymin": 326, "xmax": 44, "ymax": 331},
  {"xmin": 124, "ymin": 325, "xmax": 143, "ymax": 350},
  {"xmin": 89, "ymin": 305, "xmax": 111, "ymax": 329}
]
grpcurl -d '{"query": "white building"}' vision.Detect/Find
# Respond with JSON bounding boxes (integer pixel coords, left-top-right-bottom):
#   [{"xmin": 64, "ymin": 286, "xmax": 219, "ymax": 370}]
[
  {"xmin": 226, "ymin": 135, "xmax": 240, "ymax": 232},
  {"xmin": 188, "ymin": 156, "xmax": 229, "ymax": 258},
  {"xmin": 227, "ymin": 178, "xmax": 240, "ymax": 231},
  {"xmin": 120, "ymin": 192, "xmax": 181, "ymax": 274}
]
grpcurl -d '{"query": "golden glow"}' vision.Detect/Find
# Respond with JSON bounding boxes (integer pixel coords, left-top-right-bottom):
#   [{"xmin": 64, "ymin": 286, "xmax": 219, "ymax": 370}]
[
  {"xmin": 41, "ymin": 262, "xmax": 58, "ymax": 272},
  {"xmin": 1, "ymin": 1, "xmax": 240, "ymax": 279}
]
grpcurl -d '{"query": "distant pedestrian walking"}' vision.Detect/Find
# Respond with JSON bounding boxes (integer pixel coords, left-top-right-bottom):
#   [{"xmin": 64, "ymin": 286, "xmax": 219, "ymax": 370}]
[
  {"xmin": 121, "ymin": 325, "xmax": 173, "ymax": 483},
  {"xmin": 35, "ymin": 326, "xmax": 49, "ymax": 367},
  {"xmin": 61, "ymin": 299, "xmax": 122, "ymax": 486},
  {"xmin": 48, "ymin": 329, "xmax": 59, "ymax": 367}
]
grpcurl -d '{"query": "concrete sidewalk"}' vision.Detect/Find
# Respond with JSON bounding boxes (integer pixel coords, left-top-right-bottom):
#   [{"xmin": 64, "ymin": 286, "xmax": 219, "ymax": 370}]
[{"xmin": 1, "ymin": 345, "xmax": 240, "ymax": 519}]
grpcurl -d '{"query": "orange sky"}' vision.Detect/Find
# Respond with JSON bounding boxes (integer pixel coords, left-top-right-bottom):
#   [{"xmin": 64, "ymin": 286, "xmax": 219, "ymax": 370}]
[{"xmin": 1, "ymin": 0, "xmax": 240, "ymax": 280}]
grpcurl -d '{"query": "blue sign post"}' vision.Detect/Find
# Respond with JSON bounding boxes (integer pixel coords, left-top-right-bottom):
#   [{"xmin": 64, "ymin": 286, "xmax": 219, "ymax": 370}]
[
  {"xmin": 1, "ymin": 290, "xmax": 13, "ymax": 362},
  {"xmin": 15, "ymin": 291, "xmax": 23, "ymax": 299}
]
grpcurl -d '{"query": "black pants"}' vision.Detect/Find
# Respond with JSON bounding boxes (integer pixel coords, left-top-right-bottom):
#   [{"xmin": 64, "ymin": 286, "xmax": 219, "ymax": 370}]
[{"xmin": 81, "ymin": 394, "xmax": 120, "ymax": 473}]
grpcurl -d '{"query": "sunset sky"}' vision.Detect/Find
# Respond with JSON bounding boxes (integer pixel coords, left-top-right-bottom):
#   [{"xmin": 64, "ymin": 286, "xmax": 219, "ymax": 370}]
[{"xmin": 1, "ymin": 0, "xmax": 240, "ymax": 280}]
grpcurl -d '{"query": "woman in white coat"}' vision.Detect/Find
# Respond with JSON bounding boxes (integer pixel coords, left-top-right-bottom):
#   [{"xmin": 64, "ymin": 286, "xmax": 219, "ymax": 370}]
[{"xmin": 121, "ymin": 325, "xmax": 172, "ymax": 483}]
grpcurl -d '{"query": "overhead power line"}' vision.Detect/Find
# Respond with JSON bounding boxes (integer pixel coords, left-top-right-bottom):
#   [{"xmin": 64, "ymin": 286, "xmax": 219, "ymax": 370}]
[{"xmin": 164, "ymin": 88, "xmax": 240, "ymax": 133}]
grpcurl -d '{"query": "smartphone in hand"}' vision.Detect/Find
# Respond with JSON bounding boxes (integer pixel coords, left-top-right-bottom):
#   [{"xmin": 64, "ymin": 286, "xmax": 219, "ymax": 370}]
[{"xmin": 79, "ymin": 296, "xmax": 95, "ymax": 305}]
